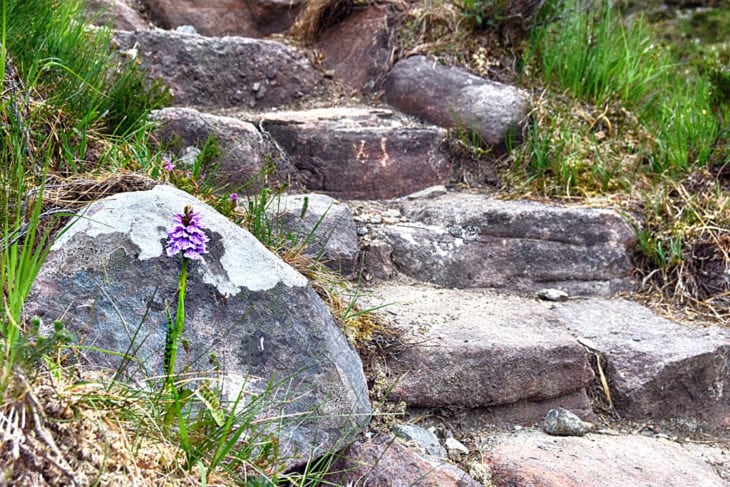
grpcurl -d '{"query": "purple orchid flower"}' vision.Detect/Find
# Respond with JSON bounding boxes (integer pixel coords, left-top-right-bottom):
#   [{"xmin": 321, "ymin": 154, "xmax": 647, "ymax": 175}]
[{"xmin": 165, "ymin": 205, "xmax": 209, "ymax": 261}]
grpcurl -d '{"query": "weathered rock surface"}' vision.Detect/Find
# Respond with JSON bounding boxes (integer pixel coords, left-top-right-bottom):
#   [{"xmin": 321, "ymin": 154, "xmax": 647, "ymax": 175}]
[
  {"xmin": 142, "ymin": 0, "xmax": 302, "ymax": 37},
  {"xmin": 362, "ymin": 285, "xmax": 594, "ymax": 411},
  {"xmin": 325, "ymin": 434, "xmax": 481, "ymax": 487},
  {"xmin": 270, "ymin": 193, "xmax": 360, "ymax": 275},
  {"xmin": 373, "ymin": 192, "xmax": 636, "ymax": 295},
  {"xmin": 384, "ymin": 55, "xmax": 531, "ymax": 147},
  {"xmin": 258, "ymin": 107, "xmax": 451, "ymax": 199},
  {"xmin": 392, "ymin": 423, "xmax": 447, "ymax": 458},
  {"xmin": 315, "ymin": 5, "xmax": 394, "ymax": 91},
  {"xmin": 151, "ymin": 107, "xmax": 265, "ymax": 192},
  {"xmin": 85, "ymin": 0, "xmax": 149, "ymax": 31},
  {"xmin": 556, "ymin": 299, "xmax": 730, "ymax": 425},
  {"xmin": 410, "ymin": 390, "xmax": 596, "ymax": 431},
  {"xmin": 486, "ymin": 429, "xmax": 727, "ymax": 487},
  {"xmin": 114, "ymin": 30, "xmax": 322, "ymax": 109},
  {"xmin": 25, "ymin": 185, "xmax": 370, "ymax": 464}
]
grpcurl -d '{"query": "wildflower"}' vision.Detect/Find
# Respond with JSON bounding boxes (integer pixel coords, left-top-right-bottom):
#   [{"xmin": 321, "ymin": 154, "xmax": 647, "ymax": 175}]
[
  {"xmin": 163, "ymin": 158, "xmax": 175, "ymax": 172},
  {"xmin": 165, "ymin": 205, "xmax": 209, "ymax": 261},
  {"xmin": 230, "ymin": 193, "xmax": 238, "ymax": 202}
]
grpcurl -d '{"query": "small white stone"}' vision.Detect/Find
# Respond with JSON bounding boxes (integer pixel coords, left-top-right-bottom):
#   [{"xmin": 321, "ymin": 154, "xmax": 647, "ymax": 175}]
[
  {"xmin": 536, "ymin": 288, "xmax": 569, "ymax": 302},
  {"xmin": 445, "ymin": 437, "xmax": 469, "ymax": 455}
]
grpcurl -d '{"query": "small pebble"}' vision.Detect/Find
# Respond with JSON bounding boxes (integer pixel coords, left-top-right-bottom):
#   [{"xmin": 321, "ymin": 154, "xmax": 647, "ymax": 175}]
[
  {"xmin": 536, "ymin": 288, "xmax": 570, "ymax": 302},
  {"xmin": 544, "ymin": 407, "xmax": 591, "ymax": 436}
]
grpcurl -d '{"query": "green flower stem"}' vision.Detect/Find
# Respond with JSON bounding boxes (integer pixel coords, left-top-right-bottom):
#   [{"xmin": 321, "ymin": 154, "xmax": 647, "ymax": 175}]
[{"xmin": 165, "ymin": 257, "xmax": 188, "ymax": 391}]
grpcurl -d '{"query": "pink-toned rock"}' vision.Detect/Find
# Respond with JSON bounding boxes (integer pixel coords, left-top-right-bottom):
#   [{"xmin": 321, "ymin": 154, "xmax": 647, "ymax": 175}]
[
  {"xmin": 556, "ymin": 299, "xmax": 730, "ymax": 425},
  {"xmin": 362, "ymin": 285, "xmax": 595, "ymax": 409},
  {"xmin": 143, "ymin": 0, "xmax": 302, "ymax": 37},
  {"xmin": 384, "ymin": 55, "xmax": 530, "ymax": 148},
  {"xmin": 326, "ymin": 434, "xmax": 480, "ymax": 487},
  {"xmin": 487, "ymin": 430, "xmax": 727, "ymax": 487},
  {"xmin": 85, "ymin": 0, "xmax": 149, "ymax": 30},
  {"xmin": 113, "ymin": 30, "xmax": 322, "ymax": 109},
  {"xmin": 412, "ymin": 390, "xmax": 595, "ymax": 430},
  {"xmin": 315, "ymin": 5, "xmax": 395, "ymax": 91},
  {"xmin": 150, "ymin": 107, "xmax": 265, "ymax": 192},
  {"xmin": 258, "ymin": 107, "xmax": 451, "ymax": 199}
]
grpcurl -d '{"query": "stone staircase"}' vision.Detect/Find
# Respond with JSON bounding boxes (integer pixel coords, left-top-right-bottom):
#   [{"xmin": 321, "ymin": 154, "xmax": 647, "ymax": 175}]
[{"xmin": 87, "ymin": 1, "xmax": 730, "ymax": 485}]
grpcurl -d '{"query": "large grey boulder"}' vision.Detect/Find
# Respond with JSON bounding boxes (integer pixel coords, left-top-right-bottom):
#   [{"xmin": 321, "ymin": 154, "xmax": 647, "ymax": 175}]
[
  {"xmin": 143, "ymin": 0, "xmax": 302, "ymax": 38},
  {"xmin": 150, "ymin": 107, "xmax": 266, "ymax": 192},
  {"xmin": 25, "ymin": 185, "xmax": 370, "ymax": 464},
  {"xmin": 374, "ymin": 193, "xmax": 636, "ymax": 296},
  {"xmin": 258, "ymin": 107, "xmax": 451, "ymax": 199},
  {"xmin": 487, "ymin": 430, "xmax": 727, "ymax": 487},
  {"xmin": 113, "ymin": 30, "xmax": 323, "ymax": 109},
  {"xmin": 384, "ymin": 55, "xmax": 531, "ymax": 148},
  {"xmin": 361, "ymin": 285, "xmax": 595, "ymax": 413},
  {"xmin": 556, "ymin": 299, "xmax": 730, "ymax": 425}
]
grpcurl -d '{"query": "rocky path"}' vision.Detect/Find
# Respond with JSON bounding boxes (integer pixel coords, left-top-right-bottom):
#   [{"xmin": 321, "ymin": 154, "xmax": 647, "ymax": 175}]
[{"xmin": 72, "ymin": 2, "xmax": 730, "ymax": 485}]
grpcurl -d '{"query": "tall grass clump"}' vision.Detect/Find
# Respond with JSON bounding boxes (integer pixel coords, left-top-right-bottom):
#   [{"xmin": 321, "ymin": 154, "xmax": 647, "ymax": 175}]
[
  {"xmin": 512, "ymin": 0, "xmax": 729, "ymax": 314},
  {"xmin": 524, "ymin": 0, "xmax": 721, "ymax": 176},
  {"xmin": 3, "ymin": 0, "xmax": 169, "ymax": 137}
]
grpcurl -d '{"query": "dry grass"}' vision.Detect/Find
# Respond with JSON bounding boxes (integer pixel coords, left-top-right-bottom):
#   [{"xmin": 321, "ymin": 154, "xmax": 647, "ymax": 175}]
[
  {"xmin": 289, "ymin": 0, "xmax": 357, "ymax": 43},
  {"xmin": 0, "ymin": 365, "xmax": 227, "ymax": 486},
  {"xmin": 391, "ymin": 0, "xmax": 539, "ymax": 83},
  {"xmin": 42, "ymin": 173, "xmax": 157, "ymax": 210},
  {"xmin": 634, "ymin": 172, "xmax": 730, "ymax": 323}
]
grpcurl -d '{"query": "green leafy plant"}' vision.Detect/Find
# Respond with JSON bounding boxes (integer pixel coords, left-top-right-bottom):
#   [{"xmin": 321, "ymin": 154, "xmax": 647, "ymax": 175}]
[{"xmin": 460, "ymin": 0, "xmax": 509, "ymax": 29}]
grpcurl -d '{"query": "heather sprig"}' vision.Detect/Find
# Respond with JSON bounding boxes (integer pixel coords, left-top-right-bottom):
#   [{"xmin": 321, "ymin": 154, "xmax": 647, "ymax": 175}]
[{"xmin": 163, "ymin": 205, "xmax": 209, "ymax": 391}]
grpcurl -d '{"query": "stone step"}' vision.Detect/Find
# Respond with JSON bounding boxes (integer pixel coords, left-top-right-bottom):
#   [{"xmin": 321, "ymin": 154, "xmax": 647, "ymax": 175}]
[
  {"xmin": 113, "ymin": 29, "xmax": 323, "ymax": 109},
  {"xmin": 362, "ymin": 283, "xmax": 730, "ymax": 427},
  {"xmin": 555, "ymin": 298, "xmax": 730, "ymax": 425},
  {"xmin": 364, "ymin": 192, "xmax": 637, "ymax": 296},
  {"xmin": 253, "ymin": 107, "xmax": 451, "ymax": 199},
  {"xmin": 486, "ymin": 429, "xmax": 727, "ymax": 486},
  {"xmin": 361, "ymin": 284, "xmax": 597, "ymax": 425},
  {"xmin": 150, "ymin": 105, "xmax": 452, "ymax": 200}
]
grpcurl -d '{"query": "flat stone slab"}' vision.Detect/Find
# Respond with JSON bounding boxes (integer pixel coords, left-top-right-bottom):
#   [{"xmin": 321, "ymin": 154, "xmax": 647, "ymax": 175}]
[
  {"xmin": 556, "ymin": 299, "xmax": 730, "ymax": 425},
  {"xmin": 375, "ymin": 192, "xmax": 636, "ymax": 295},
  {"xmin": 362, "ymin": 285, "xmax": 594, "ymax": 410},
  {"xmin": 114, "ymin": 30, "xmax": 322, "ymax": 109},
  {"xmin": 486, "ymin": 429, "xmax": 727, "ymax": 486},
  {"xmin": 256, "ymin": 107, "xmax": 451, "ymax": 199}
]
